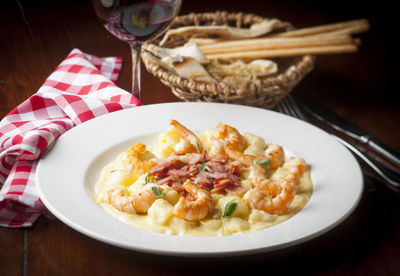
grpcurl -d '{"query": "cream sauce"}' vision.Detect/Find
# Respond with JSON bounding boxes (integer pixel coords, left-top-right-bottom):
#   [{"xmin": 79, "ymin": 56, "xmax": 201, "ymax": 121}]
[{"xmin": 94, "ymin": 127, "xmax": 313, "ymax": 237}]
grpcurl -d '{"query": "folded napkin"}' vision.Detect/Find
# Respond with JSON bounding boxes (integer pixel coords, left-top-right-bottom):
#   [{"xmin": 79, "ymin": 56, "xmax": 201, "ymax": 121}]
[{"xmin": 0, "ymin": 48, "xmax": 140, "ymax": 227}]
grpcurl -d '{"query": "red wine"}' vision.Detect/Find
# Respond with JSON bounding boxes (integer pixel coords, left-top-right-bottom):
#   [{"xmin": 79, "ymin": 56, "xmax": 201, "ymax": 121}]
[{"xmin": 93, "ymin": 0, "xmax": 179, "ymax": 43}]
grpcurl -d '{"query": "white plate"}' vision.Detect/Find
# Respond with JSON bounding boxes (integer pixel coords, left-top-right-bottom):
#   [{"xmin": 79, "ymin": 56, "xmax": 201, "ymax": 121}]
[{"xmin": 36, "ymin": 102, "xmax": 363, "ymax": 257}]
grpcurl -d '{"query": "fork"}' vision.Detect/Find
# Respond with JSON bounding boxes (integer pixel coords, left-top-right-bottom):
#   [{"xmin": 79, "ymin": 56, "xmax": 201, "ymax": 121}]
[
  {"xmin": 276, "ymin": 94, "xmax": 307, "ymax": 121},
  {"xmin": 276, "ymin": 95, "xmax": 400, "ymax": 190}
]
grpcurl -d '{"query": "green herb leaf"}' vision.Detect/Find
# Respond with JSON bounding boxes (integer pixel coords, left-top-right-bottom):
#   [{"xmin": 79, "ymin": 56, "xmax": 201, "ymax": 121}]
[
  {"xmin": 195, "ymin": 141, "xmax": 201, "ymax": 153},
  {"xmin": 151, "ymin": 186, "xmax": 163, "ymax": 198},
  {"xmin": 222, "ymin": 199, "xmax": 237, "ymax": 218},
  {"xmin": 254, "ymin": 158, "xmax": 270, "ymax": 168},
  {"xmin": 143, "ymin": 172, "xmax": 151, "ymax": 185},
  {"xmin": 199, "ymin": 162, "xmax": 208, "ymax": 171},
  {"xmin": 110, "ymin": 170, "xmax": 118, "ymax": 173}
]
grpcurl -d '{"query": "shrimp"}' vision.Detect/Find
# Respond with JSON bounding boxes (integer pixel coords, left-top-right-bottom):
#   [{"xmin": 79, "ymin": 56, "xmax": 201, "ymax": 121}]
[
  {"xmin": 106, "ymin": 188, "xmax": 157, "ymax": 214},
  {"xmin": 224, "ymin": 141, "xmax": 282, "ymax": 170},
  {"xmin": 173, "ymin": 179, "xmax": 212, "ymax": 222},
  {"xmin": 246, "ymin": 143, "xmax": 285, "ymax": 173},
  {"xmin": 216, "ymin": 123, "xmax": 247, "ymax": 152},
  {"xmin": 170, "ymin": 119, "xmax": 203, "ymax": 153},
  {"xmin": 216, "ymin": 123, "xmax": 253, "ymax": 168},
  {"xmin": 264, "ymin": 143, "xmax": 285, "ymax": 170},
  {"xmin": 243, "ymin": 160, "xmax": 307, "ymax": 215},
  {"xmin": 225, "ymin": 145, "xmax": 255, "ymax": 167},
  {"xmin": 122, "ymin": 143, "xmax": 156, "ymax": 176}
]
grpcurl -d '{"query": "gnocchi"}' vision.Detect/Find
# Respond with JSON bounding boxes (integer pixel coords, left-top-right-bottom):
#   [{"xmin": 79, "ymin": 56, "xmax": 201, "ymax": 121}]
[{"xmin": 94, "ymin": 120, "xmax": 313, "ymax": 236}]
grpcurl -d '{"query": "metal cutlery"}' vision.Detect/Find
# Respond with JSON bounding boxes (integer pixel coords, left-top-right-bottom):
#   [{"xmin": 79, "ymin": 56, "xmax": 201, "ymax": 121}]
[
  {"xmin": 298, "ymin": 97, "xmax": 400, "ymax": 166},
  {"xmin": 276, "ymin": 95, "xmax": 400, "ymax": 189}
]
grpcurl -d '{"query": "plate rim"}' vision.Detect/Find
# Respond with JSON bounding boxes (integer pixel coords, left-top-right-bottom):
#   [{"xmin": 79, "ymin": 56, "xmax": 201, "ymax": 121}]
[{"xmin": 36, "ymin": 102, "xmax": 363, "ymax": 257}]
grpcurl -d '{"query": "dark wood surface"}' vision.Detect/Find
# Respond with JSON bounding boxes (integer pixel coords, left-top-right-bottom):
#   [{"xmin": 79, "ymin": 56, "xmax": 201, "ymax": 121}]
[{"xmin": 1, "ymin": 0, "xmax": 399, "ymax": 275}]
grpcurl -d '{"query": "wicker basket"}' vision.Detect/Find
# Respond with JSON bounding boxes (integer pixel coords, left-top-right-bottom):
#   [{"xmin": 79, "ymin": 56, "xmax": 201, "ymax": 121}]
[{"xmin": 142, "ymin": 11, "xmax": 315, "ymax": 108}]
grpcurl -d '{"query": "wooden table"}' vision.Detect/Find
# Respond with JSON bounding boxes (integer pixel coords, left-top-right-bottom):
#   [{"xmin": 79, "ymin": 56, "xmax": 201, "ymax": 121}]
[{"xmin": 1, "ymin": 0, "xmax": 399, "ymax": 275}]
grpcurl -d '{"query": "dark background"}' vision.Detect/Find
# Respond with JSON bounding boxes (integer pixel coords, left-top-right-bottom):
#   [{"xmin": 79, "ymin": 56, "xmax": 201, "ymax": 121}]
[
  {"xmin": 1, "ymin": 0, "xmax": 398, "ymax": 147},
  {"xmin": 1, "ymin": 1, "xmax": 399, "ymax": 275}
]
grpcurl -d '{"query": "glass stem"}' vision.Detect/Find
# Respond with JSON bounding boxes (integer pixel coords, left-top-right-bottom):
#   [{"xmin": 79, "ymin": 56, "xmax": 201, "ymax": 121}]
[{"xmin": 130, "ymin": 42, "xmax": 142, "ymax": 101}]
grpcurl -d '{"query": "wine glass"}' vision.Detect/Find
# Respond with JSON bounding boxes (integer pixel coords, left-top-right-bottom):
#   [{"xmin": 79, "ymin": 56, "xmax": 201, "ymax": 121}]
[{"xmin": 92, "ymin": 0, "xmax": 182, "ymax": 100}]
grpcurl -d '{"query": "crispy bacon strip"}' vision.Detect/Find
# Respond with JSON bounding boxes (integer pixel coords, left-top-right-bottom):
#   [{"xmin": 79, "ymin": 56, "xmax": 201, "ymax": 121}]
[{"xmin": 150, "ymin": 152, "xmax": 242, "ymax": 195}]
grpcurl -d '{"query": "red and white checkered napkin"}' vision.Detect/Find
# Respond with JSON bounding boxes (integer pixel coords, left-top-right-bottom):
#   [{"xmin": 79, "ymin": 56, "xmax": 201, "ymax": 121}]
[{"xmin": 0, "ymin": 48, "xmax": 141, "ymax": 227}]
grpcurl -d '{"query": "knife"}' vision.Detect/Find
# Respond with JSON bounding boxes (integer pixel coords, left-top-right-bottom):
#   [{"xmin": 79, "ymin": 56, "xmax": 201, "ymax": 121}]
[
  {"xmin": 298, "ymin": 97, "xmax": 400, "ymax": 167},
  {"xmin": 335, "ymin": 136, "xmax": 400, "ymax": 189}
]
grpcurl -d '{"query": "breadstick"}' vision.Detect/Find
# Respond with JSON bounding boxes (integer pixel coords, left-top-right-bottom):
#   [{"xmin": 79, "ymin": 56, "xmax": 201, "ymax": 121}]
[
  {"xmin": 205, "ymin": 44, "xmax": 358, "ymax": 60},
  {"xmin": 271, "ymin": 19, "xmax": 369, "ymax": 38},
  {"xmin": 305, "ymin": 23, "xmax": 371, "ymax": 38},
  {"xmin": 200, "ymin": 35, "xmax": 353, "ymax": 55},
  {"xmin": 187, "ymin": 37, "xmax": 223, "ymax": 45}
]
